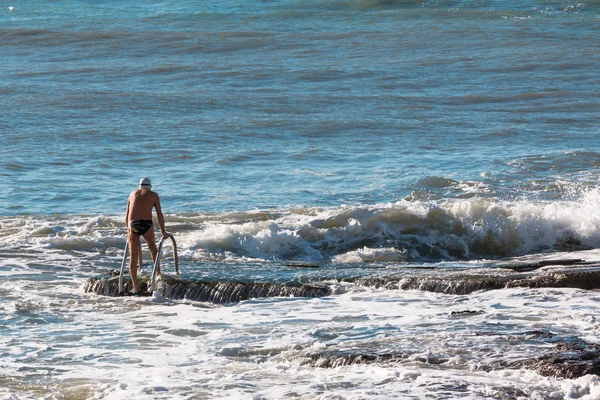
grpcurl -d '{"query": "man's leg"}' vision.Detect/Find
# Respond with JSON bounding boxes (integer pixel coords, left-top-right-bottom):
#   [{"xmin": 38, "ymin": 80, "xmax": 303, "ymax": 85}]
[
  {"xmin": 128, "ymin": 230, "xmax": 141, "ymax": 293},
  {"xmin": 143, "ymin": 228, "xmax": 160, "ymax": 276}
]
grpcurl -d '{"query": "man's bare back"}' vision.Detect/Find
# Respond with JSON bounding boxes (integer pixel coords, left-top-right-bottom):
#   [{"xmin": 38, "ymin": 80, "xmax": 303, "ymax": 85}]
[{"xmin": 127, "ymin": 188, "xmax": 161, "ymax": 222}]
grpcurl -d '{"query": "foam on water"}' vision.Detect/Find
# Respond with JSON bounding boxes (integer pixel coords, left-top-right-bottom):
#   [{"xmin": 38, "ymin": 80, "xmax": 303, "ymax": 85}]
[
  {"xmin": 3, "ymin": 274, "xmax": 600, "ymax": 399},
  {"xmin": 3, "ymin": 191, "xmax": 600, "ymax": 265}
]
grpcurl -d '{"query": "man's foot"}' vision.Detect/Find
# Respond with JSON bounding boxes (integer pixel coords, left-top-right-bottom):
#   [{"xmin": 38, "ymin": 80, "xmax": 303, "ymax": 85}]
[{"xmin": 130, "ymin": 290, "xmax": 141, "ymax": 296}]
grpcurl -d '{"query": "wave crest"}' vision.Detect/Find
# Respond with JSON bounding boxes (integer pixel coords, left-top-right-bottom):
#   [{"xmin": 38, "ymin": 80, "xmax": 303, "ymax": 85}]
[
  {"xmin": 177, "ymin": 190, "xmax": 600, "ymax": 262},
  {"xmin": 3, "ymin": 190, "xmax": 600, "ymax": 263}
]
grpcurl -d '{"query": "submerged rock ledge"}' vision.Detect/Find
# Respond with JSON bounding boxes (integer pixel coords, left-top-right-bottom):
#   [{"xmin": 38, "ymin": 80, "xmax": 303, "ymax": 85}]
[
  {"xmin": 84, "ymin": 275, "xmax": 332, "ymax": 304},
  {"xmin": 352, "ymin": 265, "xmax": 600, "ymax": 295},
  {"xmin": 85, "ymin": 263, "xmax": 600, "ymax": 302},
  {"xmin": 501, "ymin": 337, "xmax": 600, "ymax": 379},
  {"xmin": 303, "ymin": 333, "xmax": 600, "ymax": 379}
]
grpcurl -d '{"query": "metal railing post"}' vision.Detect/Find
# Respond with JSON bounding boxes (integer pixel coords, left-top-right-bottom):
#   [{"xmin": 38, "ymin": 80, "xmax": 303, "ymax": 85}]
[
  {"xmin": 118, "ymin": 238, "xmax": 146, "ymax": 294},
  {"xmin": 150, "ymin": 233, "xmax": 179, "ymax": 293},
  {"xmin": 118, "ymin": 239, "xmax": 129, "ymax": 293},
  {"xmin": 120, "ymin": 233, "xmax": 178, "ymax": 295}
]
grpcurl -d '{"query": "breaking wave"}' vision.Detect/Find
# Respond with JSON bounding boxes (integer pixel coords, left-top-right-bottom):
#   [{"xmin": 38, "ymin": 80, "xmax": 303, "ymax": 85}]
[
  {"xmin": 3, "ymin": 189, "xmax": 600, "ymax": 263},
  {"xmin": 176, "ymin": 190, "xmax": 600, "ymax": 262}
]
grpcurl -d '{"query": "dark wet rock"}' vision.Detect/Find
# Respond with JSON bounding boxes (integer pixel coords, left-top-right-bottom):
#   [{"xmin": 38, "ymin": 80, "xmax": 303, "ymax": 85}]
[
  {"xmin": 351, "ymin": 265, "xmax": 600, "ymax": 295},
  {"xmin": 501, "ymin": 337, "xmax": 600, "ymax": 379},
  {"xmin": 303, "ymin": 350, "xmax": 450, "ymax": 369},
  {"xmin": 507, "ymin": 269, "xmax": 600, "ymax": 291},
  {"xmin": 87, "ymin": 264, "xmax": 600, "ymax": 302},
  {"xmin": 84, "ymin": 275, "xmax": 331, "ymax": 303},
  {"xmin": 449, "ymin": 310, "xmax": 485, "ymax": 317},
  {"xmin": 84, "ymin": 276, "xmax": 150, "ymax": 296},
  {"xmin": 159, "ymin": 277, "xmax": 331, "ymax": 303},
  {"xmin": 285, "ymin": 263, "xmax": 320, "ymax": 268},
  {"xmin": 398, "ymin": 277, "xmax": 506, "ymax": 295},
  {"xmin": 303, "ymin": 332, "xmax": 600, "ymax": 380},
  {"xmin": 301, "ymin": 344, "xmax": 457, "ymax": 368},
  {"xmin": 303, "ymin": 350, "xmax": 409, "ymax": 368},
  {"xmin": 498, "ymin": 258, "xmax": 587, "ymax": 272}
]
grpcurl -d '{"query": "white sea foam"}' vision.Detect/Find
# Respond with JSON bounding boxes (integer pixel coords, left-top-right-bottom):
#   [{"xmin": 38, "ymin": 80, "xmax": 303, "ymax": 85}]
[
  {"xmin": 23, "ymin": 288, "xmax": 600, "ymax": 397},
  {"xmin": 3, "ymin": 191, "xmax": 600, "ymax": 264},
  {"xmin": 2, "ymin": 249, "xmax": 600, "ymax": 400},
  {"xmin": 333, "ymin": 246, "xmax": 408, "ymax": 263},
  {"xmin": 2, "ymin": 196, "xmax": 600, "ymax": 399},
  {"xmin": 168, "ymin": 192, "xmax": 600, "ymax": 263}
]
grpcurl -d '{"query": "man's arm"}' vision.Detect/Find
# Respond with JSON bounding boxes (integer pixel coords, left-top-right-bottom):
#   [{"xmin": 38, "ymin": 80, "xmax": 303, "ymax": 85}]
[{"xmin": 154, "ymin": 195, "xmax": 167, "ymax": 238}]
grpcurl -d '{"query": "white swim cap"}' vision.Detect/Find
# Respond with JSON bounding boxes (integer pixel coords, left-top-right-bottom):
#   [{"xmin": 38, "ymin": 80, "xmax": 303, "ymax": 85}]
[{"xmin": 139, "ymin": 177, "xmax": 152, "ymax": 189}]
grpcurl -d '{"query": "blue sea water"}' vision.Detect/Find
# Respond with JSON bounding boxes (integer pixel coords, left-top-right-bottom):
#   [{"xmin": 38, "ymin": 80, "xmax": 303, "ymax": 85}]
[
  {"xmin": 2, "ymin": 0, "xmax": 599, "ymax": 216},
  {"xmin": 2, "ymin": 1, "xmax": 600, "ymax": 399}
]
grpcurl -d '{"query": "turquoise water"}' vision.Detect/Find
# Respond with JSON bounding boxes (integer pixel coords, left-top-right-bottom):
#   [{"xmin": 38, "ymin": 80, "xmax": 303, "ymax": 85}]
[
  {"xmin": 2, "ymin": 0, "xmax": 600, "ymax": 215},
  {"xmin": 2, "ymin": 1, "xmax": 600, "ymax": 398}
]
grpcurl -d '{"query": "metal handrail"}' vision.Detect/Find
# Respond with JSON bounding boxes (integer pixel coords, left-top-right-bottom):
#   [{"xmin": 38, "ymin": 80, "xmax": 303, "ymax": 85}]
[
  {"xmin": 150, "ymin": 233, "xmax": 179, "ymax": 293},
  {"xmin": 118, "ymin": 238, "xmax": 143, "ymax": 294},
  {"xmin": 118, "ymin": 233, "xmax": 178, "ymax": 295}
]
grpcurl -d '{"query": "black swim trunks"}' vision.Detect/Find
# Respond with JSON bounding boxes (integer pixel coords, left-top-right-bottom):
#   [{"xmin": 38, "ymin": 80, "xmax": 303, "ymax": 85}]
[{"xmin": 129, "ymin": 220, "xmax": 153, "ymax": 235}]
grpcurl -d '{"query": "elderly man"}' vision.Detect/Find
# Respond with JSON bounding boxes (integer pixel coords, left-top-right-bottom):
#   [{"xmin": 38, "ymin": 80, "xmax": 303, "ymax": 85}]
[{"xmin": 125, "ymin": 177, "xmax": 168, "ymax": 294}]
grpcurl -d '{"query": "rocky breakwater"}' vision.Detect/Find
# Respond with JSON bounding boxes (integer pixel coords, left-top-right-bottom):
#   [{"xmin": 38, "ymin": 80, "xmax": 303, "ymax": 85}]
[
  {"xmin": 350, "ymin": 259, "xmax": 600, "ymax": 295},
  {"xmin": 84, "ymin": 274, "xmax": 332, "ymax": 304}
]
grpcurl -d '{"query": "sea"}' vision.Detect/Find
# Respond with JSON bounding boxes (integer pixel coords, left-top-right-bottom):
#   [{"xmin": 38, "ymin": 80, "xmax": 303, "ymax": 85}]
[{"xmin": 2, "ymin": 1, "xmax": 600, "ymax": 399}]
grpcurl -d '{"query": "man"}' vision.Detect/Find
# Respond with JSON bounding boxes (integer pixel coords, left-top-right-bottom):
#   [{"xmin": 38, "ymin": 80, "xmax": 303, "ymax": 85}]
[{"xmin": 125, "ymin": 177, "xmax": 168, "ymax": 294}]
